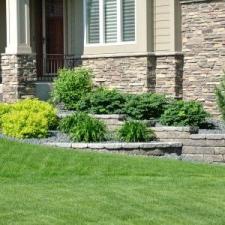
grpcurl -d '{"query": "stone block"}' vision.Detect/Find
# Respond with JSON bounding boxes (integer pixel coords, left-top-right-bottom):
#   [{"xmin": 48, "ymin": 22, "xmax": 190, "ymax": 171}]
[
  {"xmin": 72, "ymin": 143, "xmax": 88, "ymax": 149},
  {"xmin": 203, "ymin": 154, "xmax": 224, "ymax": 163},
  {"xmin": 182, "ymin": 154, "xmax": 204, "ymax": 162},
  {"xmin": 182, "ymin": 146, "xmax": 215, "ymax": 154}
]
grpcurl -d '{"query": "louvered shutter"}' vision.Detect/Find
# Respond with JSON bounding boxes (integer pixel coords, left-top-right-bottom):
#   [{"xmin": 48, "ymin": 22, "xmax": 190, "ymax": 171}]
[
  {"xmin": 104, "ymin": 0, "xmax": 117, "ymax": 43},
  {"xmin": 122, "ymin": 0, "xmax": 135, "ymax": 42},
  {"xmin": 87, "ymin": 0, "xmax": 100, "ymax": 43}
]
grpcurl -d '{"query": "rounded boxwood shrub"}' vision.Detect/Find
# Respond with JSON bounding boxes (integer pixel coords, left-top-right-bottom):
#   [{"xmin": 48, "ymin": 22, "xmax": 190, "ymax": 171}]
[
  {"xmin": 59, "ymin": 113, "xmax": 107, "ymax": 142},
  {"xmin": 77, "ymin": 88, "xmax": 126, "ymax": 114},
  {"xmin": 117, "ymin": 121, "xmax": 156, "ymax": 142},
  {"xmin": 12, "ymin": 99, "xmax": 57, "ymax": 129},
  {"xmin": 51, "ymin": 67, "xmax": 93, "ymax": 109},
  {"xmin": 0, "ymin": 99, "xmax": 58, "ymax": 139},
  {"xmin": 124, "ymin": 93, "xmax": 169, "ymax": 120},
  {"xmin": 160, "ymin": 100, "xmax": 209, "ymax": 127},
  {"xmin": 2, "ymin": 111, "xmax": 48, "ymax": 139}
]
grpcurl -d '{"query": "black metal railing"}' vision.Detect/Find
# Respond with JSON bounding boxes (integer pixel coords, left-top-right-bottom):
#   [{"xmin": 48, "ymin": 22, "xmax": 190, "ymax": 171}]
[{"xmin": 37, "ymin": 54, "xmax": 78, "ymax": 81}]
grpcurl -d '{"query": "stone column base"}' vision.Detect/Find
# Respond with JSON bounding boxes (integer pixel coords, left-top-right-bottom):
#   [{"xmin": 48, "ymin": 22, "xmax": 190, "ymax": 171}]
[{"xmin": 1, "ymin": 54, "xmax": 37, "ymax": 102}]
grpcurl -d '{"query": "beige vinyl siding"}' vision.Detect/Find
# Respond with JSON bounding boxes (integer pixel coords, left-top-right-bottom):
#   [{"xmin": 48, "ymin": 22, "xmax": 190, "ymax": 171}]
[
  {"xmin": 67, "ymin": 0, "xmax": 181, "ymax": 56},
  {"xmin": 154, "ymin": 0, "xmax": 181, "ymax": 52},
  {"xmin": 67, "ymin": 0, "xmax": 84, "ymax": 56},
  {"xmin": 0, "ymin": 0, "xmax": 6, "ymax": 53},
  {"xmin": 154, "ymin": 0, "xmax": 171, "ymax": 52}
]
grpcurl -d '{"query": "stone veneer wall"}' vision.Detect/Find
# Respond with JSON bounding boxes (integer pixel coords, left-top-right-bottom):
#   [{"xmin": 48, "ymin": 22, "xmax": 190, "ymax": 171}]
[
  {"xmin": 181, "ymin": 0, "xmax": 225, "ymax": 116},
  {"xmin": 1, "ymin": 54, "xmax": 36, "ymax": 102},
  {"xmin": 82, "ymin": 56, "xmax": 155, "ymax": 93},
  {"xmin": 155, "ymin": 54, "xmax": 183, "ymax": 98},
  {"xmin": 80, "ymin": 54, "xmax": 183, "ymax": 97}
]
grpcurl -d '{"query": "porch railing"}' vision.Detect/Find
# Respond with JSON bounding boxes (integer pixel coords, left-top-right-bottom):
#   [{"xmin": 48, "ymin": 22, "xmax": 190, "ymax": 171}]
[{"xmin": 37, "ymin": 54, "xmax": 78, "ymax": 81}]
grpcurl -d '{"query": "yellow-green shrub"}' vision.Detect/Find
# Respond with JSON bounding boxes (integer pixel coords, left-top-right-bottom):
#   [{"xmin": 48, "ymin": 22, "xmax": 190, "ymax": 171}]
[
  {"xmin": 2, "ymin": 111, "xmax": 48, "ymax": 139},
  {"xmin": 0, "ymin": 103, "xmax": 12, "ymax": 127},
  {"xmin": 12, "ymin": 99, "xmax": 57, "ymax": 128},
  {"xmin": 0, "ymin": 99, "xmax": 58, "ymax": 139}
]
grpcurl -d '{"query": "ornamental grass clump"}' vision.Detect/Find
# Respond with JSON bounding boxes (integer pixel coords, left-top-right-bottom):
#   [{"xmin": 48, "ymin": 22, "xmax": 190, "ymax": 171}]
[
  {"xmin": 59, "ymin": 112, "xmax": 107, "ymax": 142},
  {"xmin": 160, "ymin": 100, "xmax": 209, "ymax": 127},
  {"xmin": 118, "ymin": 121, "xmax": 156, "ymax": 142},
  {"xmin": 51, "ymin": 67, "xmax": 93, "ymax": 110}
]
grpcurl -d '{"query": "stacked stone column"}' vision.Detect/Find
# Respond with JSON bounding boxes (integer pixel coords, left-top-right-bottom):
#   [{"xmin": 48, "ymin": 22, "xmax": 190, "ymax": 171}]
[
  {"xmin": 1, "ymin": 54, "xmax": 36, "ymax": 102},
  {"xmin": 1, "ymin": 0, "xmax": 36, "ymax": 102}
]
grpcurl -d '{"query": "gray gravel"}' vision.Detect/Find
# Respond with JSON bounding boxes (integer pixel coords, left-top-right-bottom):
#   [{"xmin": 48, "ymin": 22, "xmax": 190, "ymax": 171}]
[{"xmin": 0, "ymin": 131, "xmax": 72, "ymax": 145}]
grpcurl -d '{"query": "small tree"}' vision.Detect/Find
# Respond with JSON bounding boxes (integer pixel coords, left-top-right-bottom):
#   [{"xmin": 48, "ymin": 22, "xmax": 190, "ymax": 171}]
[{"xmin": 215, "ymin": 74, "xmax": 225, "ymax": 121}]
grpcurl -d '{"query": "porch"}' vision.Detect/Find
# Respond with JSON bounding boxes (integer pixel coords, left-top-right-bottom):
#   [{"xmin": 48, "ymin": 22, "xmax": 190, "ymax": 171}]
[{"xmin": 0, "ymin": 0, "xmax": 83, "ymax": 82}]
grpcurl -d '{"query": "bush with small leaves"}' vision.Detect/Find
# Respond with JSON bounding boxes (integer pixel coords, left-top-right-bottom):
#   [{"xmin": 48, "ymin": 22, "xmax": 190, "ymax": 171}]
[
  {"xmin": 2, "ymin": 111, "xmax": 48, "ymax": 139},
  {"xmin": 77, "ymin": 88, "xmax": 126, "ymax": 114},
  {"xmin": 117, "ymin": 121, "xmax": 156, "ymax": 142},
  {"xmin": 160, "ymin": 100, "xmax": 209, "ymax": 127},
  {"xmin": 0, "ymin": 99, "xmax": 58, "ymax": 139},
  {"xmin": 12, "ymin": 99, "xmax": 57, "ymax": 129},
  {"xmin": 124, "ymin": 93, "xmax": 169, "ymax": 120},
  {"xmin": 51, "ymin": 67, "xmax": 93, "ymax": 109},
  {"xmin": 0, "ymin": 103, "xmax": 12, "ymax": 128}
]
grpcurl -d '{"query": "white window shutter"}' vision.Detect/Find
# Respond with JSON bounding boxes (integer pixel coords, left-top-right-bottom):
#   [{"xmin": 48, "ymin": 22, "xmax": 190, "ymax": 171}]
[
  {"xmin": 122, "ymin": 0, "xmax": 135, "ymax": 42},
  {"xmin": 104, "ymin": 0, "xmax": 117, "ymax": 43},
  {"xmin": 87, "ymin": 0, "xmax": 100, "ymax": 43}
]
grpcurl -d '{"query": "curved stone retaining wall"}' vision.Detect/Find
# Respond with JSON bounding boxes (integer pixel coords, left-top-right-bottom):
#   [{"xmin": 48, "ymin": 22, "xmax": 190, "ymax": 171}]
[
  {"xmin": 154, "ymin": 126, "xmax": 225, "ymax": 163},
  {"xmin": 45, "ymin": 142, "xmax": 182, "ymax": 157},
  {"xmin": 182, "ymin": 134, "xmax": 225, "ymax": 163}
]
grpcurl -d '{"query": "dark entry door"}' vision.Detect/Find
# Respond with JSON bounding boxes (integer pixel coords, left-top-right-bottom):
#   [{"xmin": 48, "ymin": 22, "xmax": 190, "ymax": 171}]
[
  {"xmin": 46, "ymin": 0, "xmax": 64, "ymax": 55},
  {"xmin": 45, "ymin": 0, "xmax": 64, "ymax": 76}
]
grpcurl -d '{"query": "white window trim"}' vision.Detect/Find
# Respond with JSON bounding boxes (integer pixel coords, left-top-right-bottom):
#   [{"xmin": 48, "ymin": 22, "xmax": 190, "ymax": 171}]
[{"xmin": 84, "ymin": 0, "xmax": 136, "ymax": 47}]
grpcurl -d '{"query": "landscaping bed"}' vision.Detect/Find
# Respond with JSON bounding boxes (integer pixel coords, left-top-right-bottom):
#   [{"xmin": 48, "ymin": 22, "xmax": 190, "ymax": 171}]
[{"xmin": 1, "ymin": 68, "xmax": 225, "ymax": 163}]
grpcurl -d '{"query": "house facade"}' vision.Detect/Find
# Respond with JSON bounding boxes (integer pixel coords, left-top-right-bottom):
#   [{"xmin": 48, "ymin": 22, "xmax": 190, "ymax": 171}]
[{"xmin": 0, "ymin": 0, "xmax": 224, "ymax": 116}]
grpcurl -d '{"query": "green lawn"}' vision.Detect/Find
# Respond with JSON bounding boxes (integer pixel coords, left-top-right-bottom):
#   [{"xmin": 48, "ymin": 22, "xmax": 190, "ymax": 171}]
[{"xmin": 0, "ymin": 139, "xmax": 225, "ymax": 225}]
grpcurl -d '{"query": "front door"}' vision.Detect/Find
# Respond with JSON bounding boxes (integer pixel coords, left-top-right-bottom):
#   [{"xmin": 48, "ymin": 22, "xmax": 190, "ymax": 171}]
[
  {"xmin": 45, "ymin": 0, "xmax": 64, "ymax": 55},
  {"xmin": 35, "ymin": 0, "xmax": 64, "ymax": 80},
  {"xmin": 44, "ymin": 0, "xmax": 64, "ymax": 77}
]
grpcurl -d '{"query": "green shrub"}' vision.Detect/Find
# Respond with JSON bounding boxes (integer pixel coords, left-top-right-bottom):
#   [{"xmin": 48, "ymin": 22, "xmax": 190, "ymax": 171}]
[
  {"xmin": 117, "ymin": 121, "xmax": 156, "ymax": 142},
  {"xmin": 124, "ymin": 93, "xmax": 169, "ymax": 120},
  {"xmin": 51, "ymin": 67, "xmax": 93, "ymax": 109},
  {"xmin": 0, "ymin": 99, "xmax": 57, "ymax": 139},
  {"xmin": 60, "ymin": 113, "xmax": 107, "ymax": 142},
  {"xmin": 59, "ymin": 113, "xmax": 88, "ymax": 134},
  {"xmin": 160, "ymin": 100, "xmax": 209, "ymax": 127},
  {"xmin": 215, "ymin": 74, "xmax": 225, "ymax": 121},
  {"xmin": 12, "ymin": 99, "xmax": 57, "ymax": 129},
  {"xmin": 77, "ymin": 88, "xmax": 126, "ymax": 114},
  {"xmin": 0, "ymin": 103, "xmax": 12, "ymax": 127},
  {"xmin": 2, "ymin": 111, "xmax": 48, "ymax": 139}
]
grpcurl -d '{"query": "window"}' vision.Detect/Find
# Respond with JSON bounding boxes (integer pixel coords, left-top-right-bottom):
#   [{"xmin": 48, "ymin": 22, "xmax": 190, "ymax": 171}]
[
  {"xmin": 87, "ymin": 0, "xmax": 100, "ymax": 43},
  {"xmin": 85, "ymin": 0, "xmax": 135, "ymax": 44}
]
